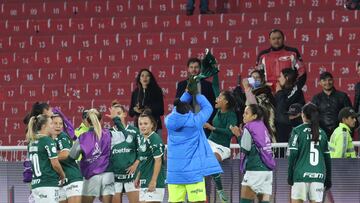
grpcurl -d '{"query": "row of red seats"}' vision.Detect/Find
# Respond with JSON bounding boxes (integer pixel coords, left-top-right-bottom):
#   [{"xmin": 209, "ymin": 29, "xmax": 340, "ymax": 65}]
[
  {"xmin": 0, "ymin": 0, "xmax": 346, "ymax": 20},
  {"xmin": 0, "ymin": 10, "xmax": 358, "ymax": 36},
  {"xmin": 1, "ymin": 27, "xmax": 360, "ymax": 52},
  {"xmin": 0, "ymin": 44, "xmax": 359, "ymax": 68},
  {"xmin": 1, "ymin": 61, "xmax": 358, "ymax": 86}
]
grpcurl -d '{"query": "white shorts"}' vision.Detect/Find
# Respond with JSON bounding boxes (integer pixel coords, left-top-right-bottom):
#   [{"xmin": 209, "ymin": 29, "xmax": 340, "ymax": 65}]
[
  {"xmin": 208, "ymin": 140, "xmax": 231, "ymax": 161},
  {"xmin": 139, "ymin": 188, "xmax": 165, "ymax": 202},
  {"xmin": 59, "ymin": 181, "xmax": 83, "ymax": 201},
  {"xmin": 241, "ymin": 171, "xmax": 273, "ymax": 195},
  {"xmin": 83, "ymin": 172, "xmax": 115, "ymax": 197},
  {"xmin": 291, "ymin": 182, "xmax": 324, "ymax": 202},
  {"xmin": 115, "ymin": 181, "xmax": 138, "ymax": 193},
  {"xmin": 32, "ymin": 187, "xmax": 60, "ymax": 203}
]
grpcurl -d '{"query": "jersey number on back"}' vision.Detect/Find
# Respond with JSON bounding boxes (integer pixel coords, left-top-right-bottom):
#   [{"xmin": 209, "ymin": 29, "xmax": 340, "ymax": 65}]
[
  {"xmin": 30, "ymin": 154, "xmax": 42, "ymax": 177},
  {"xmin": 310, "ymin": 141, "xmax": 319, "ymax": 166}
]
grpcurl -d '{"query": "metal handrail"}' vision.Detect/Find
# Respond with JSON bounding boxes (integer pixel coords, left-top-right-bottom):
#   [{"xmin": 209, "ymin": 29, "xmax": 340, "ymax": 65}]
[{"xmin": 1, "ymin": 141, "xmax": 359, "ymax": 151}]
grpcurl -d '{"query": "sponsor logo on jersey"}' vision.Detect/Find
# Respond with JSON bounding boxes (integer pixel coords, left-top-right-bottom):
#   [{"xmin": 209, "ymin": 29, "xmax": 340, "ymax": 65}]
[
  {"xmin": 303, "ymin": 172, "xmax": 324, "ymax": 179},
  {"xmin": 39, "ymin": 194, "xmax": 48, "ymax": 199},
  {"xmin": 126, "ymin": 135, "xmax": 133, "ymax": 143},
  {"xmin": 278, "ymin": 55, "xmax": 295, "ymax": 62},
  {"xmin": 140, "ymin": 143, "xmax": 147, "ymax": 152},
  {"xmin": 139, "ymin": 156, "xmax": 148, "ymax": 161},
  {"xmin": 31, "ymin": 178, "xmax": 41, "ymax": 185},
  {"xmin": 51, "ymin": 146, "xmax": 57, "ymax": 153},
  {"xmin": 112, "ymin": 148, "xmax": 131, "ymax": 154}
]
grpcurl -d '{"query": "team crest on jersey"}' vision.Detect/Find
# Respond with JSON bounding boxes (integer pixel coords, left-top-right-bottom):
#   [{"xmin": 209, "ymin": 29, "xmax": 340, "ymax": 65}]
[
  {"xmin": 126, "ymin": 135, "xmax": 133, "ymax": 143},
  {"xmin": 92, "ymin": 143, "xmax": 102, "ymax": 156},
  {"xmin": 140, "ymin": 142, "xmax": 147, "ymax": 152}
]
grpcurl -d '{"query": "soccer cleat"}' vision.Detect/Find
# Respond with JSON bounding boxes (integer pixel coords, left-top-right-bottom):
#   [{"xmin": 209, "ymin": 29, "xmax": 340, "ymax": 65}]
[{"xmin": 217, "ymin": 190, "xmax": 229, "ymax": 203}]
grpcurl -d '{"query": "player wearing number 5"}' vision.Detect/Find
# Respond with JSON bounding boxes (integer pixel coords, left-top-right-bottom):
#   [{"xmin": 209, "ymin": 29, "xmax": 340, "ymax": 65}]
[
  {"xmin": 27, "ymin": 114, "xmax": 66, "ymax": 203},
  {"xmin": 288, "ymin": 103, "xmax": 332, "ymax": 203}
]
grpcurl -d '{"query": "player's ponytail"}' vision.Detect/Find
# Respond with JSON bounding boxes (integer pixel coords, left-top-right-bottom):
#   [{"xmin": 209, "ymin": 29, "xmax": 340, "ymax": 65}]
[
  {"xmin": 26, "ymin": 115, "xmax": 50, "ymax": 142},
  {"xmin": 87, "ymin": 109, "xmax": 102, "ymax": 139},
  {"xmin": 302, "ymin": 103, "xmax": 320, "ymax": 143}
]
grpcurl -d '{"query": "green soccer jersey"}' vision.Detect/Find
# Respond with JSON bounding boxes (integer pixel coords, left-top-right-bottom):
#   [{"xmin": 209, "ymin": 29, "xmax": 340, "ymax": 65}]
[
  {"xmin": 138, "ymin": 131, "xmax": 166, "ymax": 188},
  {"xmin": 238, "ymin": 129, "xmax": 270, "ymax": 171},
  {"xmin": 28, "ymin": 135, "xmax": 59, "ymax": 189},
  {"xmin": 288, "ymin": 124, "xmax": 331, "ymax": 183},
  {"xmin": 209, "ymin": 110, "xmax": 238, "ymax": 148},
  {"xmin": 55, "ymin": 132, "xmax": 83, "ymax": 185},
  {"xmin": 110, "ymin": 124, "xmax": 141, "ymax": 182}
]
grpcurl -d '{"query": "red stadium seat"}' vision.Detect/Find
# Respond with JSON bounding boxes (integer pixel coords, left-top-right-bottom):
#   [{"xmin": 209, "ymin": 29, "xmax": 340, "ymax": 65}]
[
  {"xmin": 44, "ymin": 1, "xmax": 67, "ymax": 18},
  {"xmin": 74, "ymin": 34, "xmax": 95, "ymax": 50},
  {"xmin": 79, "ymin": 50, "xmax": 101, "ymax": 66},
  {"xmin": 57, "ymin": 50, "xmax": 79, "ymax": 66},
  {"xmin": 14, "ymin": 52, "xmax": 36, "ymax": 68},
  {"xmin": 308, "ymin": 10, "xmax": 334, "ymax": 26},
  {"xmin": 48, "ymin": 18, "xmax": 71, "ymax": 34},
  {"xmin": 318, "ymin": 28, "xmax": 341, "ymax": 43},
  {"xmin": 183, "ymin": 31, "xmax": 206, "ymax": 47},
  {"xmin": 139, "ymin": 33, "xmax": 161, "ymax": 48},
  {"xmin": 0, "ymin": 69, "xmax": 18, "ymax": 84},
  {"xmin": 2, "ymin": 86, "xmax": 21, "ymax": 101},
  {"xmin": 21, "ymin": 85, "xmax": 44, "ymax": 100},
  {"xmin": 104, "ymin": 66, "xmax": 129, "ymax": 82},
  {"xmin": 43, "ymin": 84, "xmax": 66, "ymax": 100},
  {"xmin": 132, "ymin": 16, "xmax": 156, "ymax": 33},
  {"xmin": 61, "ymin": 67, "xmax": 83, "ymax": 83},
  {"xmin": 333, "ymin": 62, "xmax": 358, "ymax": 78},
  {"xmin": 160, "ymin": 32, "xmax": 183, "ymax": 48},
  {"xmin": 6, "ymin": 20, "xmax": 29, "ymax": 35},
  {"xmin": 113, "ymin": 16, "xmax": 134, "ymax": 32},
  {"xmin": 27, "ymin": 19, "xmax": 48, "ymax": 34},
  {"xmin": 31, "ymin": 35, "xmax": 53, "ymax": 51},
  {"xmin": 94, "ymin": 34, "xmax": 118, "ymax": 49},
  {"xmin": 86, "ymin": 1, "xmax": 108, "ymax": 17},
  {"xmin": 241, "ymin": 12, "xmax": 266, "ymax": 29},
  {"xmin": 264, "ymin": 11, "xmax": 289, "ymax": 27},
  {"xmin": 333, "ymin": 10, "xmax": 357, "ymax": 26},
  {"xmin": 248, "ymin": 30, "xmax": 269, "ymax": 46},
  {"xmin": 116, "ymin": 33, "xmax": 138, "ymax": 48},
  {"xmin": 171, "ymin": 65, "xmax": 189, "ymax": 81},
  {"xmin": 228, "ymin": 30, "xmax": 249, "ymax": 46},
  {"xmin": 18, "ymin": 68, "xmax": 41, "ymax": 84},
  {"xmin": 341, "ymin": 27, "xmax": 360, "ymax": 43},
  {"xmin": 35, "ymin": 51, "xmax": 56, "ymax": 66},
  {"xmin": 324, "ymin": 43, "xmax": 351, "ymax": 60},
  {"xmin": 24, "ymin": 2, "xmax": 45, "ymax": 18},
  {"xmin": 69, "ymin": 18, "xmax": 91, "ymax": 33},
  {"xmin": 0, "ymin": 52, "xmax": 15, "ymax": 68},
  {"xmin": 107, "ymin": 82, "xmax": 133, "ymax": 99},
  {"xmin": 0, "ymin": 36, "xmax": 10, "ymax": 52},
  {"xmin": 294, "ymin": 28, "xmax": 318, "ymax": 44},
  {"xmin": 82, "ymin": 66, "xmax": 106, "ymax": 82},
  {"xmin": 307, "ymin": 62, "xmax": 332, "ymax": 77},
  {"xmin": 204, "ymin": 31, "xmax": 228, "ymax": 47},
  {"xmin": 91, "ymin": 17, "xmax": 115, "ymax": 33},
  {"xmin": 348, "ymin": 43, "xmax": 360, "ymax": 57},
  {"xmin": 3, "ymin": 102, "xmax": 27, "ymax": 117},
  {"xmin": 10, "ymin": 36, "xmax": 30, "ymax": 51},
  {"xmin": 301, "ymin": 44, "xmax": 326, "ymax": 61},
  {"xmin": 52, "ymin": 35, "xmax": 74, "ymax": 50},
  {"xmin": 107, "ymin": 1, "xmax": 128, "ymax": 16}
]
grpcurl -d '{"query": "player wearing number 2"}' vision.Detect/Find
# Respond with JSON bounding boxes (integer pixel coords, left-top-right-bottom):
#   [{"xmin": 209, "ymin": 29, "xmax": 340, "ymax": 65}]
[
  {"xmin": 288, "ymin": 103, "xmax": 332, "ymax": 203},
  {"xmin": 27, "ymin": 114, "xmax": 66, "ymax": 203}
]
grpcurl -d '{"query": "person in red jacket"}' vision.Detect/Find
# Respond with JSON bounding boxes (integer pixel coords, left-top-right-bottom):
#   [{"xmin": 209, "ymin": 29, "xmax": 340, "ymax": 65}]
[{"xmin": 256, "ymin": 29, "xmax": 305, "ymax": 89}]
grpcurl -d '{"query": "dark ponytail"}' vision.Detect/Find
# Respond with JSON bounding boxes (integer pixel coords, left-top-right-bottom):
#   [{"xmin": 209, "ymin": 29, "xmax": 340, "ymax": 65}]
[
  {"xmin": 302, "ymin": 103, "xmax": 320, "ymax": 143},
  {"xmin": 247, "ymin": 104, "xmax": 274, "ymax": 139}
]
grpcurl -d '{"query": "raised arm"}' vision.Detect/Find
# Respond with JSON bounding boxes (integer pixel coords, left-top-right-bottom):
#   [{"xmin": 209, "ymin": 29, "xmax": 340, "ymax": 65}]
[
  {"xmin": 53, "ymin": 107, "xmax": 76, "ymax": 140},
  {"xmin": 193, "ymin": 94, "xmax": 213, "ymax": 127}
]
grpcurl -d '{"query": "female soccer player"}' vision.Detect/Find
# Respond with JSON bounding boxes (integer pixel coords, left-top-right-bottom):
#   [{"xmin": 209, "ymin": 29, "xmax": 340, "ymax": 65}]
[
  {"xmin": 69, "ymin": 108, "xmax": 121, "ymax": 203},
  {"xmin": 165, "ymin": 92, "xmax": 222, "ymax": 203},
  {"xmin": 135, "ymin": 112, "xmax": 166, "ymax": 203},
  {"xmin": 203, "ymin": 90, "xmax": 237, "ymax": 203},
  {"xmin": 230, "ymin": 104, "xmax": 275, "ymax": 203},
  {"xmin": 288, "ymin": 103, "xmax": 332, "ymax": 203},
  {"xmin": 109, "ymin": 101, "xmax": 140, "ymax": 203},
  {"xmin": 51, "ymin": 108, "xmax": 83, "ymax": 203},
  {"xmin": 27, "ymin": 114, "xmax": 66, "ymax": 203}
]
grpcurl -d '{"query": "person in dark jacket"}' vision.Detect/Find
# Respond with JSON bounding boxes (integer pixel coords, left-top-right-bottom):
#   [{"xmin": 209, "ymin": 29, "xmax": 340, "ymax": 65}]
[
  {"xmin": 355, "ymin": 64, "xmax": 360, "ymax": 139},
  {"xmin": 176, "ymin": 57, "xmax": 216, "ymax": 136},
  {"xmin": 275, "ymin": 68, "xmax": 306, "ymax": 143},
  {"xmin": 312, "ymin": 72, "xmax": 352, "ymax": 137},
  {"xmin": 129, "ymin": 69, "xmax": 164, "ymax": 135}
]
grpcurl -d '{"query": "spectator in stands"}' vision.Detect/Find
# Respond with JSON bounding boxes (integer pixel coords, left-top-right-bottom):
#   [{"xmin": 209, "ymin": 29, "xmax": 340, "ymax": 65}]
[
  {"xmin": 312, "ymin": 72, "xmax": 352, "ymax": 137},
  {"xmin": 242, "ymin": 69, "xmax": 276, "ymax": 142},
  {"xmin": 232, "ymin": 75, "xmax": 246, "ymax": 126},
  {"xmin": 329, "ymin": 107, "xmax": 358, "ymax": 158},
  {"xmin": 275, "ymin": 68, "xmax": 306, "ymax": 143},
  {"xmin": 186, "ymin": 0, "xmax": 214, "ymax": 15},
  {"xmin": 287, "ymin": 103, "xmax": 303, "ymax": 128},
  {"xmin": 256, "ymin": 29, "xmax": 305, "ymax": 90},
  {"xmin": 176, "ymin": 57, "xmax": 216, "ymax": 135},
  {"xmin": 129, "ymin": 69, "xmax": 164, "ymax": 135}
]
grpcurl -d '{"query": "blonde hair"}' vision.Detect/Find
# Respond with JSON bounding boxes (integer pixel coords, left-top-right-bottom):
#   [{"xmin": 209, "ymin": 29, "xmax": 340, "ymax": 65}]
[
  {"xmin": 87, "ymin": 109, "xmax": 102, "ymax": 139},
  {"xmin": 26, "ymin": 115, "xmax": 49, "ymax": 142}
]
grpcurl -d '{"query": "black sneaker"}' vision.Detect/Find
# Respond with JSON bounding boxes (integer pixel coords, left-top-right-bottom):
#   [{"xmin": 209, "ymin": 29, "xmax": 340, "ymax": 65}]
[{"xmin": 186, "ymin": 10, "xmax": 194, "ymax": 16}]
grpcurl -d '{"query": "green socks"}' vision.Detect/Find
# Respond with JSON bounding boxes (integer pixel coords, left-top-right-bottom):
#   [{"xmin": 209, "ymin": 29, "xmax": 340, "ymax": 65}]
[{"xmin": 212, "ymin": 173, "xmax": 223, "ymax": 190}]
